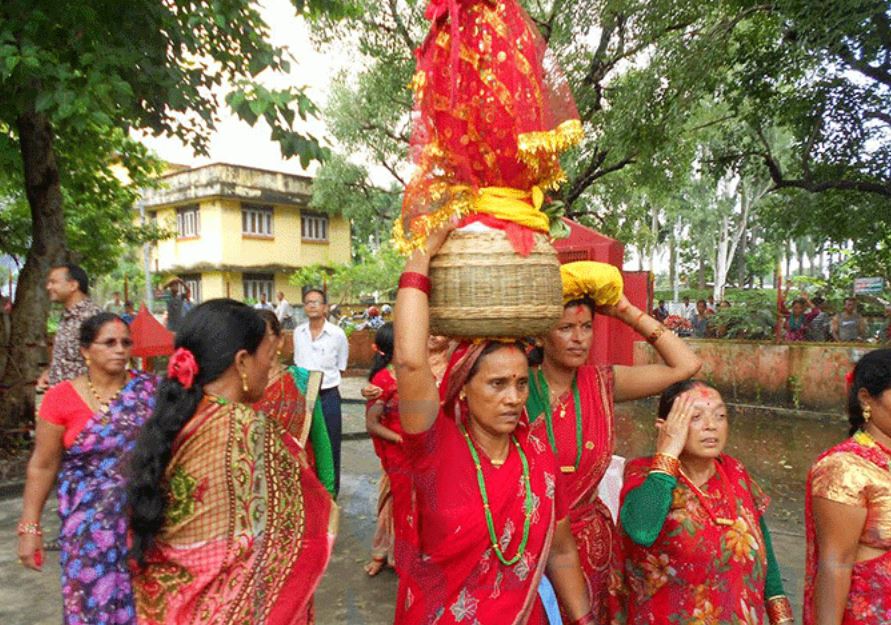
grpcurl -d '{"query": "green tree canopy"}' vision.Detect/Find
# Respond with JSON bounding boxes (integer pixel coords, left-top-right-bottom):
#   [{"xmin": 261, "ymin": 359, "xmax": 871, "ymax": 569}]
[{"xmin": 0, "ymin": 0, "xmax": 342, "ymax": 428}]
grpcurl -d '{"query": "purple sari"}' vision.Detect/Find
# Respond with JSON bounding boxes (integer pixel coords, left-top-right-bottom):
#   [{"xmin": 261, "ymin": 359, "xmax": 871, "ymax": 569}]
[{"xmin": 57, "ymin": 372, "xmax": 157, "ymax": 625}]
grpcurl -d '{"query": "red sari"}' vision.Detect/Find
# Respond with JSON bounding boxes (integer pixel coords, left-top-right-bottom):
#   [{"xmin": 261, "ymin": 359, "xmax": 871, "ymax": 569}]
[
  {"xmin": 527, "ymin": 364, "xmax": 621, "ymax": 622},
  {"xmin": 619, "ymin": 455, "xmax": 770, "ymax": 625},
  {"xmin": 804, "ymin": 433, "xmax": 891, "ymax": 625},
  {"xmin": 133, "ymin": 399, "xmax": 336, "ymax": 625},
  {"xmin": 367, "ymin": 367, "xmax": 414, "ymax": 572},
  {"xmin": 396, "ymin": 414, "xmax": 565, "ymax": 625}
]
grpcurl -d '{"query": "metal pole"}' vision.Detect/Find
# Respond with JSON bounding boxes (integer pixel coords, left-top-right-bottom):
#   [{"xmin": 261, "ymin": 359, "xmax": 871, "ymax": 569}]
[{"xmin": 138, "ymin": 199, "xmax": 154, "ymax": 311}]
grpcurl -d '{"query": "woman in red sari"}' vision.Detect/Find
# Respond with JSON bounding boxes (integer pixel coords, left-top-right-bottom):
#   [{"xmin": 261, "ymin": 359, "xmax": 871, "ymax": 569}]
[
  {"xmin": 128, "ymin": 299, "xmax": 336, "ymax": 625},
  {"xmin": 526, "ymin": 261, "xmax": 701, "ymax": 622},
  {"xmin": 253, "ymin": 309, "xmax": 336, "ymax": 496},
  {"xmin": 364, "ymin": 329, "xmax": 455, "ymax": 577},
  {"xmin": 393, "ymin": 227, "xmax": 594, "ymax": 625},
  {"xmin": 804, "ymin": 348, "xmax": 891, "ymax": 625},
  {"xmin": 618, "ymin": 380, "xmax": 793, "ymax": 625},
  {"xmin": 364, "ymin": 322, "xmax": 404, "ymax": 575}
]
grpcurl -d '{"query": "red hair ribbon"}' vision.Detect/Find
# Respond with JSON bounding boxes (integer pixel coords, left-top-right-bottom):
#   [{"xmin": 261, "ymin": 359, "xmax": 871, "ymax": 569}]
[
  {"xmin": 167, "ymin": 347, "xmax": 199, "ymax": 389},
  {"xmin": 845, "ymin": 369, "xmax": 855, "ymax": 391}
]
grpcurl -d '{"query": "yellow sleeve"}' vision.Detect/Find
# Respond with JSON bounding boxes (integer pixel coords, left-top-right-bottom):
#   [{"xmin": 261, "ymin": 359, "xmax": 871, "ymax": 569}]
[{"xmin": 810, "ymin": 452, "xmax": 869, "ymax": 507}]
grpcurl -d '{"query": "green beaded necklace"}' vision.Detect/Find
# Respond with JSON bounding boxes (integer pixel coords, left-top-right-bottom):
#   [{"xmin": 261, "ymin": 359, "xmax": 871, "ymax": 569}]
[
  {"xmin": 533, "ymin": 369, "xmax": 583, "ymax": 473},
  {"xmin": 459, "ymin": 422, "xmax": 534, "ymax": 566}
]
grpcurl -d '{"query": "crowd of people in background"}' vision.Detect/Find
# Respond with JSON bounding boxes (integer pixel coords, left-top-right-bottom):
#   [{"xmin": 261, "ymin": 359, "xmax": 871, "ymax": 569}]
[{"xmin": 652, "ymin": 291, "xmax": 891, "ymax": 343}]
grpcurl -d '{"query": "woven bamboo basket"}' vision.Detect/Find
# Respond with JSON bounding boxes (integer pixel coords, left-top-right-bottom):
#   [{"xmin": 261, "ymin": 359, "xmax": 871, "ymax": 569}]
[{"xmin": 428, "ymin": 229, "xmax": 564, "ymax": 337}]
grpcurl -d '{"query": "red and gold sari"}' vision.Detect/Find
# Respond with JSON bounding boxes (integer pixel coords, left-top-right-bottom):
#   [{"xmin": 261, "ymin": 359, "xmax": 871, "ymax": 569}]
[
  {"xmin": 395, "ymin": 342, "xmax": 567, "ymax": 625},
  {"xmin": 254, "ymin": 365, "xmax": 336, "ymax": 495},
  {"xmin": 804, "ymin": 432, "xmax": 891, "ymax": 625},
  {"xmin": 527, "ymin": 364, "xmax": 621, "ymax": 622},
  {"xmin": 133, "ymin": 399, "xmax": 337, "ymax": 625}
]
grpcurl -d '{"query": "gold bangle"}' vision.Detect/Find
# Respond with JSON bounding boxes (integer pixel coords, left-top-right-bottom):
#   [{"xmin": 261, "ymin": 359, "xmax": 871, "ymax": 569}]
[
  {"xmin": 16, "ymin": 521, "xmax": 42, "ymax": 536},
  {"xmin": 766, "ymin": 596, "xmax": 793, "ymax": 625},
  {"xmin": 650, "ymin": 452, "xmax": 680, "ymax": 477},
  {"xmin": 647, "ymin": 324, "xmax": 667, "ymax": 345}
]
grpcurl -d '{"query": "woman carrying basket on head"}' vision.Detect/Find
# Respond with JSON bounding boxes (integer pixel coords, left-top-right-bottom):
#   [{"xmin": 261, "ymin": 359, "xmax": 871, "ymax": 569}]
[
  {"xmin": 393, "ymin": 225, "xmax": 595, "ymax": 625},
  {"xmin": 527, "ymin": 261, "xmax": 701, "ymax": 622}
]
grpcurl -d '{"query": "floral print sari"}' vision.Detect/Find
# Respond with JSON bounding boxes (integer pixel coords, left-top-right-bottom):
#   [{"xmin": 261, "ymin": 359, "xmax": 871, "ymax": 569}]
[
  {"xmin": 619, "ymin": 454, "xmax": 770, "ymax": 625},
  {"xmin": 57, "ymin": 371, "xmax": 157, "ymax": 625}
]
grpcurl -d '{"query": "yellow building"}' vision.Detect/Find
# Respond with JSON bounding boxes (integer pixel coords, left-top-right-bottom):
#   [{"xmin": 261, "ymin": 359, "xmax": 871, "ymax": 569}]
[{"xmin": 141, "ymin": 163, "xmax": 351, "ymax": 304}]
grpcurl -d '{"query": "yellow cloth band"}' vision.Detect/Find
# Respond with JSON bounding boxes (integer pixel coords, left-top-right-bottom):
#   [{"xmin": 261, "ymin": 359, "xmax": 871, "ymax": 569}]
[
  {"xmin": 473, "ymin": 186, "xmax": 549, "ymax": 233},
  {"xmin": 392, "ymin": 184, "xmax": 550, "ymax": 255},
  {"xmin": 560, "ymin": 261, "xmax": 623, "ymax": 306}
]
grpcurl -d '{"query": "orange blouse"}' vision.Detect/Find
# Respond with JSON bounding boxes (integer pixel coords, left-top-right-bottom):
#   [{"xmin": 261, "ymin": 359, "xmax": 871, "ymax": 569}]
[{"xmin": 810, "ymin": 446, "xmax": 891, "ymax": 550}]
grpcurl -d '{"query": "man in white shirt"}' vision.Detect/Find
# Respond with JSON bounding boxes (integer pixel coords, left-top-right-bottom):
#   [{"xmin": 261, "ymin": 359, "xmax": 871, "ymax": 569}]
[
  {"xmin": 253, "ymin": 291, "xmax": 274, "ymax": 312},
  {"xmin": 681, "ymin": 296, "xmax": 697, "ymax": 321},
  {"xmin": 293, "ymin": 287, "xmax": 349, "ymax": 496},
  {"xmin": 274, "ymin": 291, "xmax": 294, "ymax": 329}
]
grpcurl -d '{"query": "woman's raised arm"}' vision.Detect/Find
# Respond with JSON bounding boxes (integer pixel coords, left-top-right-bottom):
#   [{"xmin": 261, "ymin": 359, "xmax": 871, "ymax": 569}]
[{"xmin": 395, "ymin": 227, "xmax": 452, "ymax": 434}]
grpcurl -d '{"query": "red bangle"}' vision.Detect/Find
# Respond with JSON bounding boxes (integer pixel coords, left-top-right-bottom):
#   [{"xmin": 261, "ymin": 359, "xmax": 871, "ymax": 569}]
[
  {"xmin": 399, "ymin": 271, "xmax": 431, "ymax": 296},
  {"xmin": 570, "ymin": 613, "xmax": 596, "ymax": 625}
]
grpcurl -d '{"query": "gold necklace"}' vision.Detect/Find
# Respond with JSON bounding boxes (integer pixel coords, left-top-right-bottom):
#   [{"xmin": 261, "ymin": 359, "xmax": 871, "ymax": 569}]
[
  {"xmin": 549, "ymin": 388, "xmax": 570, "ymax": 419},
  {"xmin": 86, "ymin": 373, "xmax": 127, "ymax": 414}
]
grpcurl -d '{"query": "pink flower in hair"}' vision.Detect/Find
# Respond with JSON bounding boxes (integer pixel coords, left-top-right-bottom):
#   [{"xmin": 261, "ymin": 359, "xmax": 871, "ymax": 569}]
[{"xmin": 167, "ymin": 347, "xmax": 199, "ymax": 389}]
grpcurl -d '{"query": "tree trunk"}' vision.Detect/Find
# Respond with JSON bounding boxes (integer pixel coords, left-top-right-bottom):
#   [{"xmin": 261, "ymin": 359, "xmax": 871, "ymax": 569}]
[
  {"xmin": 669, "ymin": 221, "xmax": 678, "ymax": 301},
  {"xmin": 714, "ymin": 215, "xmax": 729, "ymax": 302},
  {"xmin": 697, "ymin": 254, "xmax": 706, "ymax": 290},
  {"xmin": 0, "ymin": 110, "xmax": 68, "ymax": 431},
  {"xmin": 648, "ymin": 204, "xmax": 659, "ymax": 272}
]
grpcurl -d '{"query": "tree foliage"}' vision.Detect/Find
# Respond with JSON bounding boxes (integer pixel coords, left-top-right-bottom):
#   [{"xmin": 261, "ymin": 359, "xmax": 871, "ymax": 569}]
[
  {"xmin": 290, "ymin": 243, "xmax": 404, "ymax": 303},
  {"xmin": 0, "ymin": 0, "xmax": 338, "ymax": 428},
  {"xmin": 306, "ymin": 0, "xmax": 890, "ymax": 282}
]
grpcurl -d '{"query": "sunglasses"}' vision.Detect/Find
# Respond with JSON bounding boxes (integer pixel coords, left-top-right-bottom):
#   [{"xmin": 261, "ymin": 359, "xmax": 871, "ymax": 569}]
[{"xmin": 92, "ymin": 338, "xmax": 133, "ymax": 349}]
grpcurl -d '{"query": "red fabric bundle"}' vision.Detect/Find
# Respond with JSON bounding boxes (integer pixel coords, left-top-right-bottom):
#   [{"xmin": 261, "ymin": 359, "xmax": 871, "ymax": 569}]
[{"xmin": 396, "ymin": 0, "xmax": 583, "ymax": 253}]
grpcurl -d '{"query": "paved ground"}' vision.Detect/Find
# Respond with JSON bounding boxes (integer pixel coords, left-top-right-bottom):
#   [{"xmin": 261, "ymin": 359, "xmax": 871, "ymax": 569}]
[{"xmin": 0, "ymin": 376, "xmax": 807, "ymax": 624}]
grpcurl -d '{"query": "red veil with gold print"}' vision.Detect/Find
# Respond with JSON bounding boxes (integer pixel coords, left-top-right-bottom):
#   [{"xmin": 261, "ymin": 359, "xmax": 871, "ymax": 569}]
[{"xmin": 396, "ymin": 0, "xmax": 583, "ymax": 254}]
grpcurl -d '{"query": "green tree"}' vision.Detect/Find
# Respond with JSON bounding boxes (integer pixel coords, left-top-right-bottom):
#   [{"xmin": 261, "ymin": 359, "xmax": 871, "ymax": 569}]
[
  {"xmin": 308, "ymin": 0, "xmax": 889, "ymax": 264},
  {"xmin": 291, "ymin": 244, "xmax": 404, "ymax": 303},
  {"xmin": 0, "ymin": 0, "xmax": 340, "ymax": 428}
]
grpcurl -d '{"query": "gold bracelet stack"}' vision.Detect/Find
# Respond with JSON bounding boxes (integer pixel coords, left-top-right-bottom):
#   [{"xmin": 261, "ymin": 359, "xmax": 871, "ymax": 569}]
[
  {"xmin": 766, "ymin": 596, "xmax": 794, "ymax": 625},
  {"xmin": 16, "ymin": 521, "xmax": 42, "ymax": 536},
  {"xmin": 650, "ymin": 452, "xmax": 680, "ymax": 477}
]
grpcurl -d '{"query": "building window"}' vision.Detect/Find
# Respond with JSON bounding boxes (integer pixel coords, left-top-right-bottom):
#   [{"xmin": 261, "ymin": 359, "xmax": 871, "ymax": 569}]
[
  {"xmin": 180, "ymin": 273, "xmax": 202, "ymax": 304},
  {"xmin": 243, "ymin": 273, "xmax": 274, "ymax": 303},
  {"xmin": 301, "ymin": 213, "xmax": 328, "ymax": 242},
  {"xmin": 176, "ymin": 205, "xmax": 200, "ymax": 238},
  {"xmin": 242, "ymin": 203, "xmax": 274, "ymax": 237}
]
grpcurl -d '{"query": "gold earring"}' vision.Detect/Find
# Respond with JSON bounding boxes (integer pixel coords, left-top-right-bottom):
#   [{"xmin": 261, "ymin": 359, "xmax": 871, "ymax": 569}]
[
  {"xmin": 85, "ymin": 356, "xmax": 91, "ymax": 367},
  {"xmin": 459, "ymin": 390, "xmax": 466, "ymax": 401},
  {"xmin": 863, "ymin": 404, "xmax": 872, "ymax": 423},
  {"xmin": 241, "ymin": 372, "xmax": 249, "ymax": 393}
]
